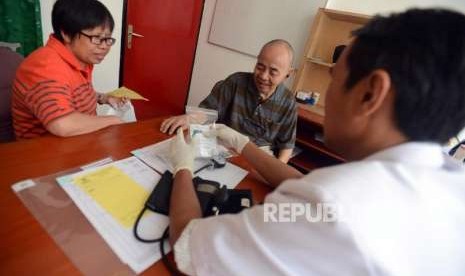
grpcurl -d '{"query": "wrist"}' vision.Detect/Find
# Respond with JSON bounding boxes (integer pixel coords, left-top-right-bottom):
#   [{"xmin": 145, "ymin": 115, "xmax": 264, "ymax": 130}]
[
  {"xmin": 237, "ymin": 137, "xmax": 250, "ymax": 153},
  {"xmin": 239, "ymin": 141, "xmax": 252, "ymax": 154},
  {"xmin": 173, "ymin": 167, "xmax": 193, "ymax": 177}
]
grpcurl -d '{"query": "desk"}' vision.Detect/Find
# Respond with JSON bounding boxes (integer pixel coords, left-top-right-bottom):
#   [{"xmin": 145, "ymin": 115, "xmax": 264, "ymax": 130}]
[{"xmin": 0, "ymin": 118, "xmax": 272, "ymax": 275}]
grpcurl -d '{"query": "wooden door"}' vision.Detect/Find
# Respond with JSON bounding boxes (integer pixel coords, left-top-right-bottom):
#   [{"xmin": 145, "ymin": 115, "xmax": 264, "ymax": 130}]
[{"xmin": 121, "ymin": 0, "xmax": 204, "ymax": 119}]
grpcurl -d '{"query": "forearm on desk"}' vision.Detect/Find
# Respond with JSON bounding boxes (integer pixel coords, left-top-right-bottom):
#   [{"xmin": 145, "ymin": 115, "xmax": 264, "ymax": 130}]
[
  {"xmin": 46, "ymin": 112, "xmax": 123, "ymax": 137},
  {"xmin": 242, "ymin": 143, "xmax": 303, "ymax": 188},
  {"xmin": 169, "ymin": 170, "xmax": 202, "ymax": 246}
]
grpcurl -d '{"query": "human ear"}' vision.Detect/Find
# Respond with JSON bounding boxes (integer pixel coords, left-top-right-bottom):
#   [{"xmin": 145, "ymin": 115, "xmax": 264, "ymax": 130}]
[
  {"xmin": 358, "ymin": 69, "xmax": 392, "ymax": 116},
  {"xmin": 61, "ymin": 31, "xmax": 72, "ymax": 44},
  {"xmin": 286, "ymin": 68, "xmax": 296, "ymax": 78}
]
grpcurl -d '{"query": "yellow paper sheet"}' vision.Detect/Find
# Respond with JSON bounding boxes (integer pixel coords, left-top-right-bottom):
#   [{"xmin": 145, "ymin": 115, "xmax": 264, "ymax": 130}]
[
  {"xmin": 74, "ymin": 166, "xmax": 149, "ymax": 228},
  {"xmin": 108, "ymin": 86, "xmax": 149, "ymax": 101}
]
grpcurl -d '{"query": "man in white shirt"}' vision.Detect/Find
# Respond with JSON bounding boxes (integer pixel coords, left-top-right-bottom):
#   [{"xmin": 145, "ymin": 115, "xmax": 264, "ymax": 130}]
[{"xmin": 167, "ymin": 9, "xmax": 465, "ymax": 275}]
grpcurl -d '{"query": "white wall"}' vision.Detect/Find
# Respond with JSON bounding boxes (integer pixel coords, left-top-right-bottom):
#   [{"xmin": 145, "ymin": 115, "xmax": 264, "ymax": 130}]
[
  {"xmin": 39, "ymin": 0, "xmax": 54, "ymax": 48},
  {"xmin": 326, "ymin": 0, "xmax": 465, "ymax": 15},
  {"xmin": 39, "ymin": 0, "xmax": 123, "ymax": 92},
  {"xmin": 187, "ymin": 0, "xmax": 258, "ymax": 106}
]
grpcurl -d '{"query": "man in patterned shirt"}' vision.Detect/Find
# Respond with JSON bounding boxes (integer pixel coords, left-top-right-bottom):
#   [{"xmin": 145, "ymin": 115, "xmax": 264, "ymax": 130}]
[
  {"xmin": 161, "ymin": 39, "xmax": 297, "ymax": 163},
  {"xmin": 12, "ymin": 0, "xmax": 126, "ymax": 139}
]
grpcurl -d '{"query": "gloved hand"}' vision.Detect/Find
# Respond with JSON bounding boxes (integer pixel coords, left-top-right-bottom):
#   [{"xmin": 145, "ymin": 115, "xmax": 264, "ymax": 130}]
[
  {"xmin": 169, "ymin": 128, "xmax": 198, "ymax": 175},
  {"xmin": 206, "ymin": 124, "xmax": 249, "ymax": 154}
]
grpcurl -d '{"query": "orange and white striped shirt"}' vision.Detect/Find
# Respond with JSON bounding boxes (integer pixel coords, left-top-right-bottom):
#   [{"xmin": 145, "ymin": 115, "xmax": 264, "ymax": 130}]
[{"xmin": 11, "ymin": 35, "xmax": 97, "ymax": 139}]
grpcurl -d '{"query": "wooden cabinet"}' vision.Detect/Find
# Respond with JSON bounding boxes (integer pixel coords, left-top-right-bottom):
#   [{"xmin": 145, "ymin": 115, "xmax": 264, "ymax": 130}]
[{"xmin": 289, "ymin": 8, "xmax": 371, "ymax": 171}]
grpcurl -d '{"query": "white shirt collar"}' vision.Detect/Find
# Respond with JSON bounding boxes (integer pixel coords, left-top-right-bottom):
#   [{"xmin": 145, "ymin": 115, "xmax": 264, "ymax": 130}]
[{"xmin": 364, "ymin": 142, "xmax": 446, "ymax": 168}]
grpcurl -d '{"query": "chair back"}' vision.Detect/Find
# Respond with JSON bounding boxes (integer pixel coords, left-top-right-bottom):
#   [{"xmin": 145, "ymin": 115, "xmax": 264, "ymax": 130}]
[{"xmin": 0, "ymin": 46, "xmax": 23, "ymax": 142}]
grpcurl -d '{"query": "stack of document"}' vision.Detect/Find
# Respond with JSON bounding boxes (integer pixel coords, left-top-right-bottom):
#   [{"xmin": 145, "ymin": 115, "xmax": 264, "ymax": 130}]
[
  {"xmin": 56, "ymin": 138, "xmax": 248, "ymax": 273},
  {"xmin": 57, "ymin": 157, "xmax": 168, "ymax": 274}
]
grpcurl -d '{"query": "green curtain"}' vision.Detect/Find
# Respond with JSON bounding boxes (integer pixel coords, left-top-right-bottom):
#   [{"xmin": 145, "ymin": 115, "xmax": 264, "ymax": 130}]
[{"xmin": 0, "ymin": 0, "xmax": 43, "ymax": 56}]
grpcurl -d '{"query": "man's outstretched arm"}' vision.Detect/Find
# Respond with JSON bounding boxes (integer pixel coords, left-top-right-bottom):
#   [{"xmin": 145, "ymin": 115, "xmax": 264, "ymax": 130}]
[
  {"xmin": 168, "ymin": 130, "xmax": 202, "ymax": 246},
  {"xmin": 210, "ymin": 124, "xmax": 303, "ymax": 188}
]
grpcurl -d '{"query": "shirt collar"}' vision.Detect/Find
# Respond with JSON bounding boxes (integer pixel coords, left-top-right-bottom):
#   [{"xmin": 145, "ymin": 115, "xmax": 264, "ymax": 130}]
[
  {"xmin": 364, "ymin": 142, "xmax": 447, "ymax": 168},
  {"xmin": 46, "ymin": 34, "xmax": 93, "ymax": 76}
]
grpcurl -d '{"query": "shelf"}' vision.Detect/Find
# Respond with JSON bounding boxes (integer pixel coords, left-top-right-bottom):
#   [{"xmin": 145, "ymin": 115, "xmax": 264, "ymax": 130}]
[
  {"xmin": 295, "ymin": 116, "xmax": 345, "ymax": 162},
  {"xmin": 298, "ymin": 103, "xmax": 324, "ymax": 126},
  {"xmin": 291, "ymin": 8, "xmax": 368, "ymax": 166},
  {"xmin": 294, "ymin": 62, "xmax": 331, "ymax": 105},
  {"xmin": 324, "ymin": 8, "xmax": 371, "ymax": 24},
  {"xmin": 307, "ymin": 57, "xmax": 334, "ymax": 67},
  {"xmin": 293, "ymin": 8, "xmax": 369, "ymax": 128},
  {"xmin": 289, "ymin": 152, "xmax": 322, "ymax": 172},
  {"xmin": 306, "ymin": 10, "xmax": 370, "ymax": 62},
  {"xmin": 290, "ymin": 148, "xmax": 342, "ymax": 172},
  {"xmin": 296, "ymin": 134, "xmax": 345, "ymax": 162}
]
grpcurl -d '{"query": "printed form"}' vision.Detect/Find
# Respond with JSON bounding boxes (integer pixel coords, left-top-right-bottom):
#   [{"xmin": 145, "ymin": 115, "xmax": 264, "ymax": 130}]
[{"xmin": 57, "ymin": 157, "xmax": 168, "ymax": 274}]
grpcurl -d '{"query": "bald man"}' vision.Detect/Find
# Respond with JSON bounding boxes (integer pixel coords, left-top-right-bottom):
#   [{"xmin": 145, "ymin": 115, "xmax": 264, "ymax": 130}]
[{"xmin": 161, "ymin": 39, "xmax": 297, "ymax": 163}]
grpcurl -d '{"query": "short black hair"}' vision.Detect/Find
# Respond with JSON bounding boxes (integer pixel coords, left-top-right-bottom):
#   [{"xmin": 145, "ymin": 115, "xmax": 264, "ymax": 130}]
[
  {"xmin": 346, "ymin": 9, "xmax": 465, "ymax": 143},
  {"xmin": 52, "ymin": 0, "xmax": 114, "ymax": 42}
]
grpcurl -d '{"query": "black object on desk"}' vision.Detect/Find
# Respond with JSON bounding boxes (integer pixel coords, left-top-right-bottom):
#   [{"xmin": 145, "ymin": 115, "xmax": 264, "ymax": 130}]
[{"xmin": 133, "ymin": 169, "xmax": 253, "ymax": 242}]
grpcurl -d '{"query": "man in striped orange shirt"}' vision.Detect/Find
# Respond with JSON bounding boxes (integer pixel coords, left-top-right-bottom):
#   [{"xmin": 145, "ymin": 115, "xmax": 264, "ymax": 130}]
[{"xmin": 12, "ymin": 0, "xmax": 125, "ymax": 139}]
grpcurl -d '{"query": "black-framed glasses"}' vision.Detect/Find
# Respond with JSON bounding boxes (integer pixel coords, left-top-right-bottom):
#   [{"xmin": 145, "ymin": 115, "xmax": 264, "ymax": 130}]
[{"xmin": 79, "ymin": 32, "xmax": 116, "ymax": 46}]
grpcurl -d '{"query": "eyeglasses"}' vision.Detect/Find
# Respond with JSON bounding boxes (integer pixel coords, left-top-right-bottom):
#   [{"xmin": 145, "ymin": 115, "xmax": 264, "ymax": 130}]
[{"xmin": 79, "ymin": 32, "xmax": 116, "ymax": 46}]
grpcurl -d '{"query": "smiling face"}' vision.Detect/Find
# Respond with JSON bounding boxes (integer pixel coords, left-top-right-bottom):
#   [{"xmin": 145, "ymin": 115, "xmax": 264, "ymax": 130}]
[
  {"xmin": 62, "ymin": 25, "xmax": 113, "ymax": 67},
  {"xmin": 253, "ymin": 43, "xmax": 292, "ymax": 98}
]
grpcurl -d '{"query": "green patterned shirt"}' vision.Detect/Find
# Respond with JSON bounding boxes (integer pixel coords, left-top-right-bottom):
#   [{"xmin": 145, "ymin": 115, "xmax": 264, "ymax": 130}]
[{"xmin": 200, "ymin": 72, "xmax": 297, "ymax": 150}]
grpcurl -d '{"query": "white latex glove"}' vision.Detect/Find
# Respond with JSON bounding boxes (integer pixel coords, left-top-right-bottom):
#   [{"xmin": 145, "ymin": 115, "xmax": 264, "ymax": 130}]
[
  {"xmin": 206, "ymin": 124, "xmax": 249, "ymax": 154},
  {"xmin": 169, "ymin": 128, "xmax": 197, "ymax": 175}
]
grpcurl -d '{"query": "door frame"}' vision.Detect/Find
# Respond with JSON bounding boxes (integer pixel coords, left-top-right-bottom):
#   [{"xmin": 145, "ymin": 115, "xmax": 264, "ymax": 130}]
[{"xmin": 118, "ymin": 0, "xmax": 128, "ymax": 87}]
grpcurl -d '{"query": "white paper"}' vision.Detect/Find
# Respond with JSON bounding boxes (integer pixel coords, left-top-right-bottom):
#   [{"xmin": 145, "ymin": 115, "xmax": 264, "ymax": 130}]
[
  {"xmin": 97, "ymin": 101, "xmax": 137, "ymax": 122},
  {"xmin": 80, "ymin": 157, "xmax": 114, "ymax": 170},
  {"xmin": 56, "ymin": 157, "xmax": 169, "ymax": 274},
  {"xmin": 131, "ymin": 138, "xmax": 212, "ymax": 173},
  {"xmin": 131, "ymin": 138, "xmax": 176, "ymax": 173}
]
